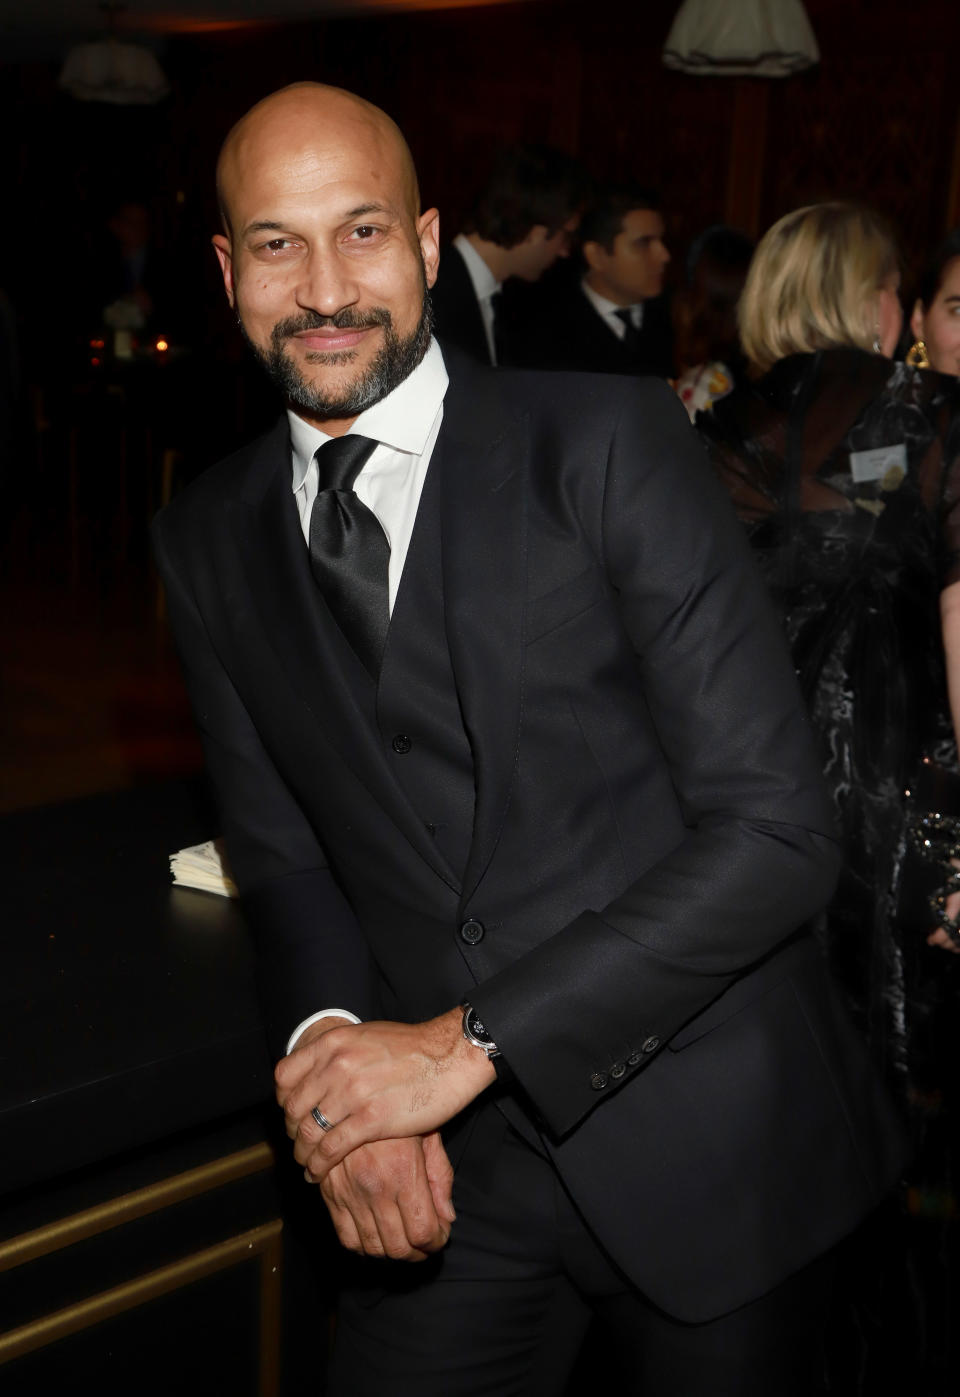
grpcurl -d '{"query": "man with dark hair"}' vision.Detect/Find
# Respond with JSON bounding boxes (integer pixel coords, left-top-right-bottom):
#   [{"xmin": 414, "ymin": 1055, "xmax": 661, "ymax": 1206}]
[
  {"xmin": 510, "ymin": 183, "xmax": 674, "ymax": 377},
  {"xmin": 430, "ymin": 144, "xmax": 589, "ymax": 365},
  {"xmin": 153, "ymin": 83, "xmax": 903, "ymax": 1396}
]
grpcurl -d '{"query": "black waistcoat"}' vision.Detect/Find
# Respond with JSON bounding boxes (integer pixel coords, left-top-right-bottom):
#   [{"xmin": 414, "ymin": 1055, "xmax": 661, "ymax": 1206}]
[{"xmin": 373, "ymin": 460, "xmax": 476, "ymax": 884}]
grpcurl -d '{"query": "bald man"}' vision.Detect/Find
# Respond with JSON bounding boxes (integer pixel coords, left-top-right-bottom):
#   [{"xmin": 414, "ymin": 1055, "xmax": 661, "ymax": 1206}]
[{"xmin": 153, "ymin": 84, "xmax": 903, "ymax": 1396}]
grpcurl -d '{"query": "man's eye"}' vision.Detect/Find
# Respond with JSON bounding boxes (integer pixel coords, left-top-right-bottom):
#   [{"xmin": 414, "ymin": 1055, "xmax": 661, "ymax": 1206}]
[
  {"xmin": 352, "ymin": 225, "xmax": 378, "ymax": 240},
  {"xmin": 265, "ymin": 238, "xmax": 292, "ymax": 251}
]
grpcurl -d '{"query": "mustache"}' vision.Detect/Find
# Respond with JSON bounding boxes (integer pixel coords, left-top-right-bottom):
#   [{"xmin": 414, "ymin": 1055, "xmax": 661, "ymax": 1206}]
[{"xmin": 270, "ymin": 307, "xmax": 393, "ymax": 342}]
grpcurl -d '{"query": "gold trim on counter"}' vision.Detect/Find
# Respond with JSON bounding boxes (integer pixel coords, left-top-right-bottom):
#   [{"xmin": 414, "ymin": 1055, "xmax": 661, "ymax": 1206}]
[{"xmin": 0, "ymin": 1142, "xmax": 274, "ymax": 1273}]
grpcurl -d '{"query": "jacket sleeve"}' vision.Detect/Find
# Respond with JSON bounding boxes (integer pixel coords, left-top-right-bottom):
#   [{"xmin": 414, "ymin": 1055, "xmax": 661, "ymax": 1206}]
[
  {"xmin": 152, "ymin": 513, "xmax": 381, "ymax": 1060},
  {"xmin": 469, "ymin": 380, "xmax": 841, "ymax": 1138}
]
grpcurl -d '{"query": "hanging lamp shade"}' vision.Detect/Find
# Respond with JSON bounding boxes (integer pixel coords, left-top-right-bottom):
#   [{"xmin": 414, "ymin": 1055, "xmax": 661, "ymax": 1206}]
[
  {"xmin": 663, "ymin": 0, "xmax": 819, "ymax": 78},
  {"xmin": 59, "ymin": 38, "xmax": 170, "ymax": 105}
]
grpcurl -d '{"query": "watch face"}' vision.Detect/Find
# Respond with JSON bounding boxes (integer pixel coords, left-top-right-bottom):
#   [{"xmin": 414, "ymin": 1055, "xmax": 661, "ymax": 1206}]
[
  {"xmin": 468, "ymin": 1009, "xmax": 493, "ymax": 1044},
  {"xmin": 469, "ymin": 1011, "xmax": 491, "ymax": 1044}
]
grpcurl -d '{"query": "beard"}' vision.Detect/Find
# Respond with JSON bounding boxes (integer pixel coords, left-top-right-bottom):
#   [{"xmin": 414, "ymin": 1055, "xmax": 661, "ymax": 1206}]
[{"xmin": 243, "ymin": 291, "xmax": 433, "ymax": 421}]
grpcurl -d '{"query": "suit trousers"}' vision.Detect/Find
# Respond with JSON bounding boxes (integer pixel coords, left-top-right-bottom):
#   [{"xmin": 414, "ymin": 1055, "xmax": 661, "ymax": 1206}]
[{"xmin": 328, "ymin": 1105, "xmax": 834, "ymax": 1397}]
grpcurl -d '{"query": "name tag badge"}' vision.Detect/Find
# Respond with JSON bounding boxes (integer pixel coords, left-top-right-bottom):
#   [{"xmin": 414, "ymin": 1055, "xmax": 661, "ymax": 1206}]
[{"xmin": 849, "ymin": 442, "xmax": 907, "ymax": 488}]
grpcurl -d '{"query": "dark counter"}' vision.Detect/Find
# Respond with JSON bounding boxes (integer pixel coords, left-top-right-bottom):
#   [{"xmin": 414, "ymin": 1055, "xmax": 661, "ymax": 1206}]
[{"xmin": 0, "ymin": 781, "xmax": 272, "ymax": 1195}]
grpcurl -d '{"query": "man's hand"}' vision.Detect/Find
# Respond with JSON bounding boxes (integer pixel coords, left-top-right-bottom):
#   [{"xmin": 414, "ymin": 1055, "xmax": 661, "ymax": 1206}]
[
  {"xmin": 275, "ymin": 1008, "xmax": 496, "ymax": 1183},
  {"xmin": 318, "ymin": 1131, "xmax": 455, "ymax": 1261},
  {"xmin": 927, "ymin": 880, "xmax": 960, "ymax": 954}
]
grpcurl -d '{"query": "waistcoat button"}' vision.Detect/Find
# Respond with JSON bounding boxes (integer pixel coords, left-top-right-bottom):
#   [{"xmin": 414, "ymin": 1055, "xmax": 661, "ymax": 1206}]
[
  {"xmin": 391, "ymin": 734, "xmax": 412, "ymax": 754},
  {"xmin": 590, "ymin": 1072, "xmax": 609, "ymax": 1091},
  {"xmin": 459, "ymin": 918, "xmax": 485, "ymax": 945}
]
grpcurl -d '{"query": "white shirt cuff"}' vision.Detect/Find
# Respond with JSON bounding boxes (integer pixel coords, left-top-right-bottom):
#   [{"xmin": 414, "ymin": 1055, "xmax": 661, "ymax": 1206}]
[{"xmin": 285, "ymin": 1008, "xmax": 362, "ymax": 1056}]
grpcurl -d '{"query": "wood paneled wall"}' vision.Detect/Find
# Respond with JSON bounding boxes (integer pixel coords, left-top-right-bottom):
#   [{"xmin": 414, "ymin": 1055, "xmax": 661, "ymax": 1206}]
[{"xmin": 4, "ymin": 0, "xmax": 960, "ymax": 320}]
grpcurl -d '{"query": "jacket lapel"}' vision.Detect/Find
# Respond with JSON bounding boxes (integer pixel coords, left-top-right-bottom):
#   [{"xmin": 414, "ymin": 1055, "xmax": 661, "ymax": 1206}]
[
  {"xmin": 228, "ymin": 420, "xmax": 459, "ymax": 891},
  {"xmin": 438, "ymin": 362, "xmax": 529, "ymax": 905}
]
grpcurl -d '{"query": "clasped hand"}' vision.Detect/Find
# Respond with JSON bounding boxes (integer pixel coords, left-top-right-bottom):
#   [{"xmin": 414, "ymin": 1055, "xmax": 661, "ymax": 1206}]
[{"xmin": 275, "ymin": 1010, "xmax": 496, "ymax": 1260}]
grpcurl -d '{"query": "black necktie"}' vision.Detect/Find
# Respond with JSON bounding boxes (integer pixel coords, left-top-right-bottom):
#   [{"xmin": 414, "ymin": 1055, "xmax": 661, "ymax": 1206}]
[
  {"xmin": 308, "ymin": 434, "xmax": 389, "ymax": 676},
  {"xmin": 614, "ymin": 307, "xmax": 643, "ymax": 358}
]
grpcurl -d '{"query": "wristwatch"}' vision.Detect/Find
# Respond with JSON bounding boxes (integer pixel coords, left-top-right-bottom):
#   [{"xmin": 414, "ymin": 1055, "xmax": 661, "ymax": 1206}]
[{"xmin": 461, "ymin": 1002, "xmax": 501, "ymax": 1059}]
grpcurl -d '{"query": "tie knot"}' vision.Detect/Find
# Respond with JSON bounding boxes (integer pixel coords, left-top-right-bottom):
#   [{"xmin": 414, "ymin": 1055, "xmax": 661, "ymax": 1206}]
[
  {"xmin": 614, "ymin": 307, "xmax": 637, "ymax": 330},
  {"xmin": 315, "ymin": 434, "xmax": 378, "ymax": 493}
]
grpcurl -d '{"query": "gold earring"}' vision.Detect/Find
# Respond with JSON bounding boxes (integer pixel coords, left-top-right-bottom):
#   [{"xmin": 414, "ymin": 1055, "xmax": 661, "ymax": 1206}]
[{"xmin": 906, "ymin": 339, "xmax": 931, "ymax": 368}]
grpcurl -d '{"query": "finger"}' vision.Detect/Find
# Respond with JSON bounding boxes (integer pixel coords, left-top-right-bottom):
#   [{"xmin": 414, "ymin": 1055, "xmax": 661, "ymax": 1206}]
[
  {"xmin": 326, "ymin": 1152, "xmax": 431, "ymax": 1261},
  {"xmin": 927, "ymin": 928, "xmax": 960, "ymax": 953},
  {"xmin": 292, "ymin": 1110, "xmax": 334, "ymax": 1161},
  {"xmin": 274, "ymin": 1039, "xmax": 321, "ymax": 1103},
  {"xmin": 304, "ymin": 1111, "xmax": 389, "ymax": 1182},
  {"xmin": 423, "ymin": 1131, "xmax": 456, "ymax": 1224},
  {"xmin": 395, "ymin": 1174, "xmax": 450, "ymax": 1254},
  {"xmin": 319, "ymin": 1190, "xmax": 363, "ymax": 1253}
]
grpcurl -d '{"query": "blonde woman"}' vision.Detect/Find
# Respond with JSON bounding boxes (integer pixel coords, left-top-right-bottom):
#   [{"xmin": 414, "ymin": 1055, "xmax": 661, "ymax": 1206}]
[{"xmin": 699, "ymin": 202, "xmax": 960, "ymax": 1090}]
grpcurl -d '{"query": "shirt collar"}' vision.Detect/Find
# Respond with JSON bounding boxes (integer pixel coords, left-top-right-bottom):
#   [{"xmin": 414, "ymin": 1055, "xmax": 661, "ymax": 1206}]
[
  {"xmin": 580, "ymin": 277, "xmax": 643, "ymax": 323},
  {"xmin": 453, "ymin": 233, "xmax": 502, "ymax": 301},
  {"xmin": 288, "ymin": 337, "xmax": 448, "ymax": 492}
]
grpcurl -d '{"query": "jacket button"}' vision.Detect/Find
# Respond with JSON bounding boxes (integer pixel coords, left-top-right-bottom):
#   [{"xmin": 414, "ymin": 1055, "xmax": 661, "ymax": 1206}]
[
  {"xmin": 459, "ymin": 918, "xmax": 485, "ymax": 945},
  {"xmin": 610, "ymin": 1062, "xmax": 626, "ymax": 1079},
  {"xmin": 641, "ymin": 1036, "xmax": 660, "ymax": 1054},
  {"xmin": 590, "ymin": 1072, "xmax": 609, "ymax": 1091},
  {"xmin": 627, "ymin": 1052, "xmax": 642, "ymax": 1066},
  {"xmin": 391, "ymin": 734, "xmax": 412, "ymax": 754}
]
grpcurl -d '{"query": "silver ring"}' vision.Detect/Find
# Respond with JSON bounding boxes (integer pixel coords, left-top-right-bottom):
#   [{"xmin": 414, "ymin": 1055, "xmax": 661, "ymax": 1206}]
[{"xmin": 311, "ymin": 1105, "xmax": 335, "ymax": 1132}]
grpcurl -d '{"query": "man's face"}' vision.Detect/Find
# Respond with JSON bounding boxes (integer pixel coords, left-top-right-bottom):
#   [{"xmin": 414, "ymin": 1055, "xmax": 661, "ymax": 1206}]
[
  {"xmin": 213, "ymin": 96, "xmax": 440, "ymax": 429},
  {"xmin": 586, "ymin": 208, "xmax": 670, "ymax": 306},
  {"xmin": 512, "ymin": 214, "xmax": 580, "ymax": 282}
]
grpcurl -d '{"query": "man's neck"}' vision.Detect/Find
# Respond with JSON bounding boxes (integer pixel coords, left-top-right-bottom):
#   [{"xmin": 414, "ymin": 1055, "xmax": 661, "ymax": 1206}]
[
  {"xmin": 584, "ymin": 269, "xmax": 636, "ymax": 310},
  {"xmin": 289, "ymin": 407, "xmax": 356, "ymax": 438}
]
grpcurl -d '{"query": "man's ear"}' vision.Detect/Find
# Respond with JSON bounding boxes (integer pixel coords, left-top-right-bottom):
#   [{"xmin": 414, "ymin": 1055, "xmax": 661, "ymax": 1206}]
[
  {"xmin": 417, "ymin": 208, "xmax": 441, "ymax": 290},
  {"xmin": 212, "ymin": 234, "xmax": 235, "ymax": 308},
  {"xmin": 910, "ymin": 299, "xmax": 925, "ymax": 342},
  {"xmin": 521, "ymin": 224, "xmax": 549, "ymax": 247},
  {"xmin": 582, "ymin": 240, "xmax": 604, "ymax": 272}
]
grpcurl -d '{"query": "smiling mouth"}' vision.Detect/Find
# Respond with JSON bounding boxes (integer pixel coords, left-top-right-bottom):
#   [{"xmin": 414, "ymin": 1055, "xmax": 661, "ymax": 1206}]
[{"xmin": 294, "ymin": 325, "xmax": 376, "ymax": 356}]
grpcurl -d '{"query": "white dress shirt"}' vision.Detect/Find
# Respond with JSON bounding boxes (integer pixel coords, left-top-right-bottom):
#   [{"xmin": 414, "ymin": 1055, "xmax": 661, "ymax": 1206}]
[
  {"xmin": 581, "ymin": 278, "xmax": 645, "ymax": 339},
  {"xmin": 289, "ymin": 338, "xmax": 448, "ymax": 615},
  {"xmin": 285, "ymin": 338, "xmax": 448, "ymax": 1052},
  {"xmin": 453, "ymin": 233, "xmax": 502, "ymax": 366}
]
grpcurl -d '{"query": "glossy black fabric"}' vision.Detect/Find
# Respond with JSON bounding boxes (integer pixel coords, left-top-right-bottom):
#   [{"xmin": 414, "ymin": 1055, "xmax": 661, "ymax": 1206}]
[
  {"xmin": 309, "ymin": 435, "xmax": 388, "ymax": 676},
  {"xmin": 153, "ymin": 352, "xmax": 904, "ymax": 1324},
  {"xmin": 700, "ymin": 349, "xmax": 960, "ymax": 1091}
]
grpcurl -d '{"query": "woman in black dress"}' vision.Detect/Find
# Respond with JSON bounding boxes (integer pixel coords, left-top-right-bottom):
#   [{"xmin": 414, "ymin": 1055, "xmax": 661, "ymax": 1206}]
[{"xmin": 698, "ymin": 202, "xmax": 960, "ymax": 1387}]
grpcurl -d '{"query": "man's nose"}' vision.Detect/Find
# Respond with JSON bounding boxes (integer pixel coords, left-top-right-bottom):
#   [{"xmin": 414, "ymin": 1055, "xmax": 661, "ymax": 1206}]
[{"xmin": 295, "ymin": 247, "xmax": 360, "ymax": 315}]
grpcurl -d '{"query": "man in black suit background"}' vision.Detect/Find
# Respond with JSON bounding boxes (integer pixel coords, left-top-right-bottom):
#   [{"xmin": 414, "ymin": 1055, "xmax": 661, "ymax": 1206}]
[
  {"xmin": 509, "ymin": 183, "xmax": 674, "ymax": 378},
  {"xmin": 430, "ymin": 144, "xmax": 588, "ymax": 365},
  {"xmin": 153, "ymin": 82, "xmax": 903, "ymax": 1395}
]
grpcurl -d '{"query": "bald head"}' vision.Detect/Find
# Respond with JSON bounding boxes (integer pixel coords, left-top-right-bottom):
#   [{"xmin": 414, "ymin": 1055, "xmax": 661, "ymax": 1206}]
[
  {"xmin": 216, "ymin": 83, "xmax": 420, "ymax": 237},
  {"xmin": 210, "ymin": 81, "xmax": 439, "ymax": 432}
]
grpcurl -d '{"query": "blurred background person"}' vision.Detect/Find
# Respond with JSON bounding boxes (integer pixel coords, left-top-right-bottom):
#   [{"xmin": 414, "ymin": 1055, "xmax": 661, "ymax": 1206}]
[
  {"xmin": 671, "ymin": 224, "xmax": 754, "ymax": 419},
  {"xmin": 430, "ymin": 144, "xmax": 589, "ymax": 366},
  {"xmin": 906, "ymin": 228, "xmax": 960, "ymax": 377},
  {"xmin": 698, "ymin": 199, "xmax": 960, "ymax": 1392},
  {"xmin": 505, "ymin": 182, "xmax": 673, "ymax": 377}
]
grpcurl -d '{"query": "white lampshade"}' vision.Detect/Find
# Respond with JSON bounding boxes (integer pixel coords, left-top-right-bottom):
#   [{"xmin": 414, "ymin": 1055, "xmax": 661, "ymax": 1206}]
[
  {"xmin": 663, "ymin": 0, "xmax": 819, "ymax": 78},
  {"xmin": 59, "ymin": 38, "xmax": 170, "ymax": 105}
]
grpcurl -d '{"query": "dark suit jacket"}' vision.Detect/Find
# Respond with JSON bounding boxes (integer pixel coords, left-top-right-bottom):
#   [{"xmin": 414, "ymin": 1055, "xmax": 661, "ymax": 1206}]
[
  {"xmin": 505, "ymin": 272, "xmax": 674, "ymax": 378},
  {"xmin": 429, "ymin": 245, "xmax": 492, "ymax": 365},
  {"xmin": 152, "ymin": 350, "xmax": 904, "ymax": 1322}
]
